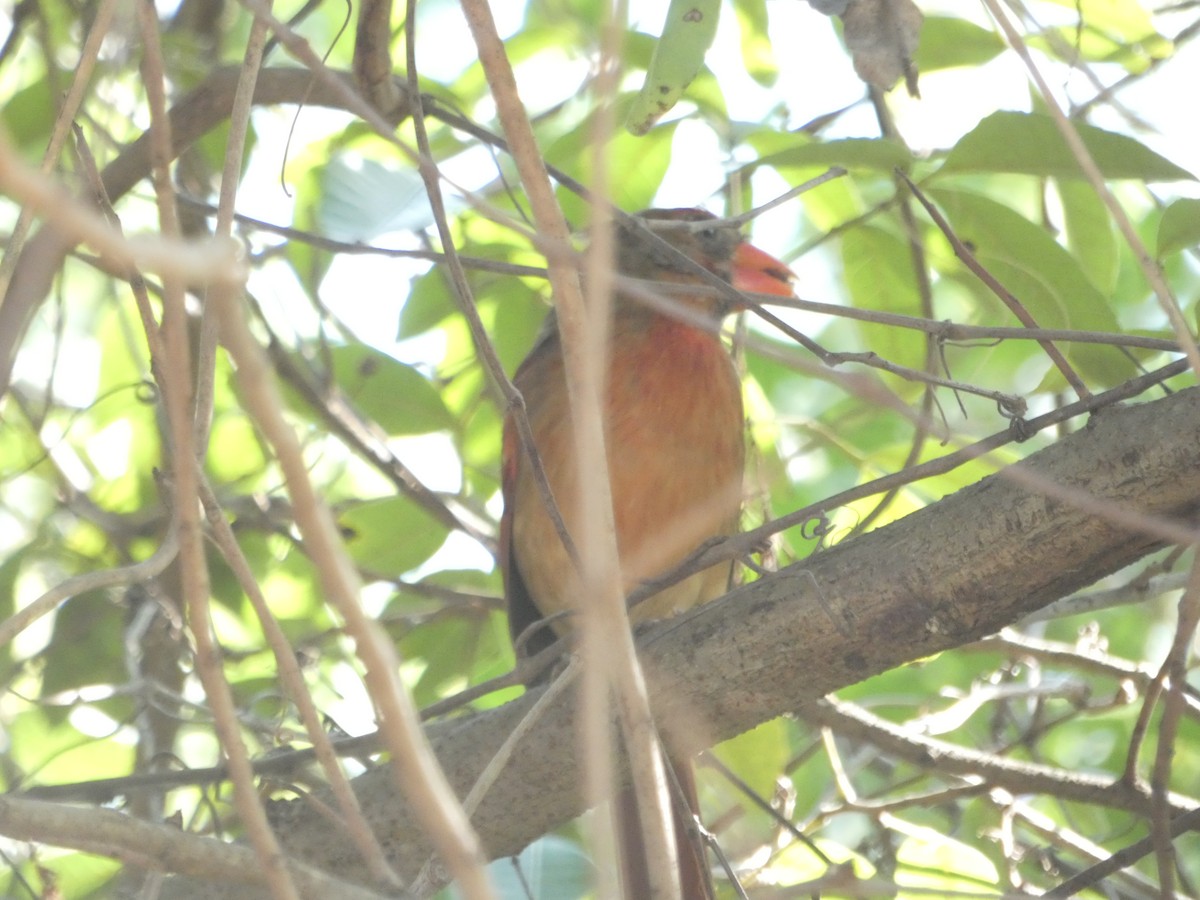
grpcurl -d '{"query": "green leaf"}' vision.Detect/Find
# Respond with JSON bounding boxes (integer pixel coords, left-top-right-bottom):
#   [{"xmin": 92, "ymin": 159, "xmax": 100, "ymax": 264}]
[
  {"xmin": 329, "ymin": 344, "xmax": 454, "ymax": 435},
  {"xmin": 712, "ymin": 718, "xmax": 792, "ymax": 799},
  {"xmin": 33, "ymin": 854, "xmax": 122, "ymax": 900},
  {"xmin": 340, "ymin": 497, "xmax": 449, "ymax": 577},
  {"xmin": 1057, "ymin": 179, "xmax": 1118, "ymax": 293},
  {"xmin": 733, "ymin": 0, "xmax": 778, "ymax": 86},
  {"xmin": 914, "ymin": 16, "xmax": 1005, "ymax": 72},
  {"xmin": 548, "ymin": 108, "xmax": 676, "ymax": 224},
  {"xmin": 10, "ymin": 702, "xmax": 135, "ymax": 784},
  {"xmin": 627, "ymin": 0, "xmax": 722, "ymax": 134},
  {"xmin": 1157, "ymin": 198, "xmax": 1200, "ymax": 258},
  {"xmin": 0, "ymin": 547, "xmax": 23, "ymax": 621},
  {"xmin": 485, "ymin": 280, "xmax": 547, "ymax": 373},
  {"xmin": 398, "ymin": 268, "xmax": 457, "ymax": 339},
  {"xmin": 0, "ymin": 546, "xmax": 28, "ymax": 669},
  {"xmin": 1042, "ymin": 0, "xmax": 1160, "ymax": 45},
  {"xmin": 620, "ymin": 32, "xmax": 729, "ymax": 124},
  {"xmin": 842, "ymin": 225, "xmax": 927, "ymax": 374},
  {"xmin": 757, "ymin": 136, "xmax": 913, "ymax": 174},
  {"xmin": 767, "ymin": 838, "xmax": 874, "ymax": 885},
  {"xmin": 1034, "ymin": 23, "xmax": 1172, "ymax": 70},
  {"xmin": 929, "ymin": 188, "xmax": 1136, "ymax": 385},
  {"xmin": 897, "ymin": 825, "xmax": 999, "ymax": 892},
  {"xmin": 193, "ymin": 119, "xmax": 255, "ymax": 180},
  {"xmin": 398, "ymin": 610, "xmax": 503, "ymax": 707},
  {"xmin": 206, "ymin": 408, "xmax": 268, "ymax": 484},
  {"xmin": 941, "ymin": 111, "xmax": 1194, "ymax": 181},
  {"xmin": 2, "ymin": 79, "xmax": 55, "ymax": 154},
  {"xmin": 392, "ymin": 568, "xmax": 500, "ymax": 616},
  {"xmin": 319, "ymin": 156, "xmax": 443, "ymax": 242},
  {"xmin": 43, "ymin": 593, "xmax": 128, "ymax": 722},
  {"xmin": 285, "ymin": 130, "xmax": 374, "ymax": 293},
  {"xmin": 1027, "ymin": 0, "xmax": 1174, "ymax": 71}
]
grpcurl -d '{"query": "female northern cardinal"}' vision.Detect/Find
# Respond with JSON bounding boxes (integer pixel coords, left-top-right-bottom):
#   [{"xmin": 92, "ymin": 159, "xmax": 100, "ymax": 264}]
[{"xmin": 500, "ymin": 208, "xmax": 794, "ymax": 898}]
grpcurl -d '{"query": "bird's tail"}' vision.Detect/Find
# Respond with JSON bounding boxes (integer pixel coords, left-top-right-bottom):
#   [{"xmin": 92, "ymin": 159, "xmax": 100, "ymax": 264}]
[{"xmin": 615, "ymin": 750, "xmax": 714, "ymax": 899}]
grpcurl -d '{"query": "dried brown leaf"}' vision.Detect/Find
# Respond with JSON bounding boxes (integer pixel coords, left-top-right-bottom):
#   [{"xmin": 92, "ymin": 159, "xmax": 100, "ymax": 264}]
[{"xmin": 841, "ymin": 0, "xmax": 922, "ymax": 95}]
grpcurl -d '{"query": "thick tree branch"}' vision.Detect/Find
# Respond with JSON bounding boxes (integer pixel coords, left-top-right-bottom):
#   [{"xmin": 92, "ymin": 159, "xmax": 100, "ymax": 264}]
[
  {"xmin": 249, "ymin": 385, "xmax": 1200, "ymax": 891},
  {"xmin": 25, "ymin": 385, "xmax": 1200, "ymax": 898}
]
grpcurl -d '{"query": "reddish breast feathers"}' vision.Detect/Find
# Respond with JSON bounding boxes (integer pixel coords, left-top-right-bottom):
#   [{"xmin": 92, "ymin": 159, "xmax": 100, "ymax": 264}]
[{"xmin": 510, "ymin": 312, "xmax": 743, "ymax": 625}]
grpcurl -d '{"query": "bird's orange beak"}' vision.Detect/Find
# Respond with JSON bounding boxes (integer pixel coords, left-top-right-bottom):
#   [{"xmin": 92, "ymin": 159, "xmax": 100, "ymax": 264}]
[{"xmin": 732, "ymin": 242, "xmax": 795, "ymax": 299}]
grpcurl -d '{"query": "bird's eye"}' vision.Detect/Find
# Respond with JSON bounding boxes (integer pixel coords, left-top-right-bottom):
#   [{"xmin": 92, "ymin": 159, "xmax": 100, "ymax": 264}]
[{"xmin": 696, "ymin": 226, "xmax": 718, "ymax": 240}]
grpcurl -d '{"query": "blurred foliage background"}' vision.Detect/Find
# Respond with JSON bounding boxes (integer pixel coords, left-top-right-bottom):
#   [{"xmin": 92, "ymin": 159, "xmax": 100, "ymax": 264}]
[{"xmin": 1, "ymin": 0, "xmax": 1199, "ymax": 896}]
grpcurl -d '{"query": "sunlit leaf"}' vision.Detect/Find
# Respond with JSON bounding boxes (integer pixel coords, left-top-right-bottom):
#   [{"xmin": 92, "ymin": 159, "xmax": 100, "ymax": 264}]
[
  {"xmin": 897, "ymin": 825, "xmax": 998, "ymax": 892},
  {"xmin": 627, "ymin": 0, "xmax": 722, "ymax": 134},
  {"xmin": 734, "ymin": 0, "xmax": 779, "ymax": 86},
  {"xmin": 767, "ymin": 837, "xmax": 875, "ymax": 885},
  {"xmin": 1034, "ymin": 23, "xmax": 1172, "ymax": 70},
  {"xmin": 483, "ymin": 278, "xmax": 546, "ymax": 372},
  {"xmin": 1057, "ymin": 179, "xmax": 1118, "ymax": 293},
  {"xmin": 711, "ymin": 718, "xmax": 792, "ymax": 799},
  {"xmin": 340, "ymin": 496, "xmax": 449, "ymax": 577},
  {"xmin": 1043, "ymin": 0, "xmax": 1161, "ymax": 44},
  {"xmin": 941, "ymin": 111, "xmax": 1193, "ymax": 181},
  {"xmin": 1157, "ymin": 198, "xmax": 1200, "ymax": 258},
  {"xmin": 206, "ymin": 408, "xmax": 268, "ymax": 483},
  {"xmin": 399, "ymin": 268, "xmax": 457, "ymax": 338},
  {"xmin": 842, "ymin": 224, "xmax": 926, "ymax": 373},
  {"xmin": 320, "ymin": 155, "xmax": 444, "ymax": 242},
  {"xmin": 2, "ymin": 79, "xmax": 55, "ymax": 154},
  {"xmin": 915, "ymin": 16, "xmax": 1005, "ymax": 72},
  {"xmin": 398, "ymin": 610, "xmax": 503, "ymax": 707},
  {"xmin": 329, "ymin": 344, "xmax": 454, "ymax": 435},
  {"xmin": 757, "ymin": 136, "xmax": 913, "ymax": 173},
  {"xmin": 548, "ymin": 108, "xmax": 676, "ymax": 223},
  {"xmin": 930, "ymin": 187, "xmax": 1137, "ymax": 385}
]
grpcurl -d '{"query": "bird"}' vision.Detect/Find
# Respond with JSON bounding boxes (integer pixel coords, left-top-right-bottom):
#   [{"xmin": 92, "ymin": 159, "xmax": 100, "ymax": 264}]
[{"xmin": 499, "ymin": 208, "xmax": 794, "ymax": 898}]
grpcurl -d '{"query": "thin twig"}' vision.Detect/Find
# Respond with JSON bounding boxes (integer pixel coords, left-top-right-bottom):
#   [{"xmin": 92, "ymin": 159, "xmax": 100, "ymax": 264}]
[
  {"xmin": 399, "ymin": 0, "xmax": 572, "ymax": 567},
  {"xmin": 259, "ymin": 322, "xmax": 497, "ymax": 554},
  {"xmin": 1044, "ymin": 808, "xmax": 1200, "ymax": 899},
  {"xmin": 221, "ymin": 3, "xmax": 497, "ymax": 893},
  {"xmin": 723, "ymin": 167, "xmax": 848, "ymax": 228},
  {"xmin": 979, "ymin": 0, "xmax": 1200, "ymax": 382},
  {"xmin": 1150, "ymin": 559, "xmax": 1200, "ymax": 895},
  {"xmin": 193, "ymin": 0, "xmax": 273, "ymax": 455},
  {"xmin": 0, "ymin": 520, "xmax": 180, "ymax": 648},
  {"xmin": 896, "ymin": 169, "xmax": 1092, "ymax": 401},
  {"xmin": 0, "ymin": 794, "xmax": 390, "ymax": 899},
  {"xmin": 0, "ymin": 0, "xmax": 117, "ymax": 298},
  {"xmin": 212, "ymin": 224, "xmax": 496, "ymax": 897},
  {"xmin": 752, "ymin": 304, "xmax": 1026, "ymax": 413},
  {"xmin": 137, "ymin": 2, "xmax": 299, "ymax": 897},
  {"xmin": 412, "ymin": 661, "xmax": 580, "ymax": 894},
  {"xmin": 458, "ymin": 0, "xmax": 681, "ymax": 894},
  {"xmin": 625, "ymin": 357, "xmax": 1194, "ymax": 611},
  {"xmin": 807, "ymin": 697, "xmax": 1196, "ymax": 817},
  {"xmin": 0, "ymin": 129, "xmax": 245, "ymax": 290},
  {"xmin": 199, "ymin": 476, "xmax": 401, "ymax": 886}
]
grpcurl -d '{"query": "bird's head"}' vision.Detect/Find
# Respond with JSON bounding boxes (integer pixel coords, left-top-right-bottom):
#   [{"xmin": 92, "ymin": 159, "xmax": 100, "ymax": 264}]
[{"xmin": 616, "ymin": 208, "xmax": 795, "ymax": 312}]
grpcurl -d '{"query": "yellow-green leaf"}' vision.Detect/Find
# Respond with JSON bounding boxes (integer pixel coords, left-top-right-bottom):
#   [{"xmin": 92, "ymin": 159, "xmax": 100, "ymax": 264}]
[
  {"xmin": 941, "ymin": 111, "xmax": 1193, "ymax": 181},
  {"xmin": 627, "ymin": 0, "xmax": 722, "ymax": 135}
]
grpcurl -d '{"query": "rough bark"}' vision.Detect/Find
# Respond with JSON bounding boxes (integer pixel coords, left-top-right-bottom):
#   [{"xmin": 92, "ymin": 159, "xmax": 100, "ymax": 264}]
[{"xmin": 245, "ymin": 385, "xmax": 1199, "ymax": 892}]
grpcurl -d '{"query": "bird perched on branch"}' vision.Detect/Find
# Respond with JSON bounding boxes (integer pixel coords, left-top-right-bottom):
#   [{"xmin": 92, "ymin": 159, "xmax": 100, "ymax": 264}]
[{"xmin": 500, "ymin": 208, "xmax": 794, "ymax": 898}]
